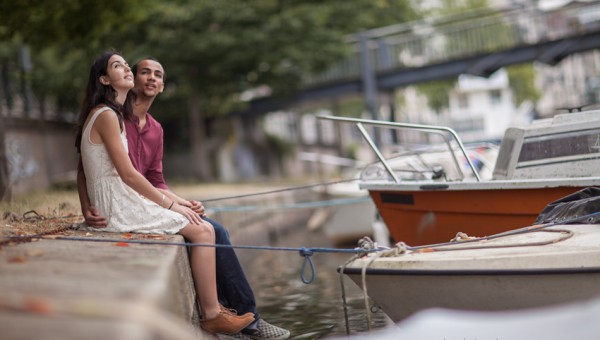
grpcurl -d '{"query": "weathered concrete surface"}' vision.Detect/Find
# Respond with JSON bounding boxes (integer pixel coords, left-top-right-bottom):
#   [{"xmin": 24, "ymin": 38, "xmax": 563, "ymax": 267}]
[{"xmin": 0, "ymin": 231, "xmax": 209, "ymax": 340}]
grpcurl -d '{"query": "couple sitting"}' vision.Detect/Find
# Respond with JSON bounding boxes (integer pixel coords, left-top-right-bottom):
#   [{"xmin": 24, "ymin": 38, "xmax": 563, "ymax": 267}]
[{"xmin": 75, "ymin": 51, "xmax": 289, "ymax": 339}]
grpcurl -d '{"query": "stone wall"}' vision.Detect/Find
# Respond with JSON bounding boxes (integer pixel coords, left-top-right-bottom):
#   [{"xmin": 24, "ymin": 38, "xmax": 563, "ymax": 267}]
[{"xmin": 3, "ymin": 118, "xmax": 77, "ymax": 196}]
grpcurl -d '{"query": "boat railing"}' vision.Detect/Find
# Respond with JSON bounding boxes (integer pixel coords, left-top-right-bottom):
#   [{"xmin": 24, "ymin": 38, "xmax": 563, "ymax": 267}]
[{"xmin": 317, "ymin": 115, "xmax": 482, "ymax": 183}]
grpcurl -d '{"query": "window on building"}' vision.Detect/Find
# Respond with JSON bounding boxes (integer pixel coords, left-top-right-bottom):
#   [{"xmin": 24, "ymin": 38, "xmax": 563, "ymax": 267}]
[
  {"xmin": 301, "ymin": 114, "xmax": 318, "ymax": 144},
  {"xmin": 490, "ymin": 90, "xmax": 502, "ymax": 105},
  {"xmin": 458, "ymin": 93, "xmax": 468, "ymax": 109},
  {"xmin": 319, "ymin": 118, "xmax": 336, "ymax": 145}
]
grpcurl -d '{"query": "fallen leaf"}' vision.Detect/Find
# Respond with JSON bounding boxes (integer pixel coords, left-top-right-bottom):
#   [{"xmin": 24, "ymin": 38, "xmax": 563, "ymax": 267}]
[
  {"xmin": 26, "ymin": 250, "xmax": 44, "ymax": 257},
  {"xmin": 114, "ymin": 242, "xmax": 129, "ymax": 247},
  {"xmin": 142, "ymin": 234, "xmax": 166, "ymax": 240},
  {"xmin": 24, "ymin": 297, "xmax": 53, "ymax": 315},
  {"xmin": 122, "ymin": 233, "xmax": 133, "ymax": 239},
  {"xmin": 8, "ymin": 256, "xmax": 27, "ymax": 263}
]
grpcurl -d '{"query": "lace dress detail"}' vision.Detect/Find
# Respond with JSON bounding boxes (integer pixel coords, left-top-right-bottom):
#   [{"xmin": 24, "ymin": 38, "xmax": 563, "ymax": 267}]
[{"xmin": 80, "ymin": 107, "xmax": 188, "ymax": 234}]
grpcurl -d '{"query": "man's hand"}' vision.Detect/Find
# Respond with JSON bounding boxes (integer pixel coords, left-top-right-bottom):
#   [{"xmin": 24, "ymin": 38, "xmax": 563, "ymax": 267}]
[
  {"xmin": 84, "ymin": 206, "xmax": 108, "ymax": 228},
  {"xmin": 189, "ymin": 200, "xmax": 207, "ymax": 217}
]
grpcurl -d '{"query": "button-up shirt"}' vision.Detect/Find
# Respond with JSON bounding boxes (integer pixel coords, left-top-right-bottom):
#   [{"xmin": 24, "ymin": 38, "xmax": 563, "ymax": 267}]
[{"xmin": 125, "ymin": 113, "xmax": 168, "ymax": 189}]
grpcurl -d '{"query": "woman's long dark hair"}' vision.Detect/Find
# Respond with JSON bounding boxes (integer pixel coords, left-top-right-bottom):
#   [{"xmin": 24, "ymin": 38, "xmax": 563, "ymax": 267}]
[{"xmin": 75, "ymin": 50, "xmax": 134, "ymax": 153}]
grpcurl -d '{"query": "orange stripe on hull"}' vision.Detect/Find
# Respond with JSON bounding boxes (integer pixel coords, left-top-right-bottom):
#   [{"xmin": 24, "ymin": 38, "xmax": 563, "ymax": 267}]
[{"xmin": 370, "ymin": 187, "xmax": 585, "ymax": 246}]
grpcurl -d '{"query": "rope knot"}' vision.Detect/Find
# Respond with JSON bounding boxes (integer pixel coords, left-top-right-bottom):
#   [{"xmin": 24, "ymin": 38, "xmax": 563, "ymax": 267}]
[
  {"xmin": 299, "ymin": 247, "xmax": 315, "ymax": 284},
  {"xmin": 450, "ymin": 232, "xmax": 476, "ymax": 242},
  {"xmin": 299, "ymin": 247, "xmax": 314, "ymax": 257},
  {"xmin": 388, "ymin": 242, "xmax": 408, "ymax": 257},
  {"xmin": 356, "ymin": 236, "xmax": 376, "ymax": 257}
]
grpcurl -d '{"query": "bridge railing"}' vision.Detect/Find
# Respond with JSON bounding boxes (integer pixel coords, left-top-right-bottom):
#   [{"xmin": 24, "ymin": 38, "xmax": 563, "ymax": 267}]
[{"xmin": 303, "ymin": 2, "xmax": 600, "ymax": 87}]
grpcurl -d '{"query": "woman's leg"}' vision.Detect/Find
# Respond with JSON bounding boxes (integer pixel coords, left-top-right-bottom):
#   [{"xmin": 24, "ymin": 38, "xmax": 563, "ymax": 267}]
[
  {"xmin": 178, "ymin": 221, "xmax": 255, "ymax": 334},
  {"xmin": 204, "ymin": 217, "xmax": 258, "ymax": 318},
  {"xmin": 178, "ymin": 221, "xmax": 219, "ymax": 319}
]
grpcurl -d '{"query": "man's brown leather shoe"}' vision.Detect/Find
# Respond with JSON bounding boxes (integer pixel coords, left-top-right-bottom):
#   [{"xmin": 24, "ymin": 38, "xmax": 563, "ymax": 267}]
[
  {"xmin": 219, "ymin": 304, "xmax": 254, "ymax": 319},
  {"xmin": 201, "ymin": 311, "xmax": 255, "ymax": 334}
]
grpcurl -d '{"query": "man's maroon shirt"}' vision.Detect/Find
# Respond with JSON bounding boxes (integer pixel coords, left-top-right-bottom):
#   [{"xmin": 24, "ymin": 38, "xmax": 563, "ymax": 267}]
[{"xmin": 124, "ymin": 113, "xmax": 169, "ymax": 189}]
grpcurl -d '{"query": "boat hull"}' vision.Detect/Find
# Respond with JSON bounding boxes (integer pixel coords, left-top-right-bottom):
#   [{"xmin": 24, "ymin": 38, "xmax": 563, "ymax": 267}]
[
  {"xmin": 343, "ymin": 268, "xmax": 600, "ymax": 322},
  {"xmin": 341, "ymin": 224, "xmax": 600, "ymax": 322},
  {"xmin": 325, "ymin": 198, "xmax": 377, "ymax": 245},
  {"xmin": 366, "ymin": 181, "xmax": 595, "ymax": 245}
]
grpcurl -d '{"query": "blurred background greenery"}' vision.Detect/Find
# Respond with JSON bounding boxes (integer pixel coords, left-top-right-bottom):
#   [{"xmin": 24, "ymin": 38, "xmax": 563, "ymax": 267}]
[
  {"xmin": 0, "ymin": 0, "xmax": 558, "ymax": 201},
  {"xmin": 0, "ymin": 0, "xmax": 420, "ymax": 123}
]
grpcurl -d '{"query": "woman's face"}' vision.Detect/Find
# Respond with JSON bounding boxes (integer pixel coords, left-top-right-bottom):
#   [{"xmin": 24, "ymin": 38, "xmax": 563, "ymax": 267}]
[{"xmin": 101, "ymin": 54, "xmax": 134, "ymax": 91}]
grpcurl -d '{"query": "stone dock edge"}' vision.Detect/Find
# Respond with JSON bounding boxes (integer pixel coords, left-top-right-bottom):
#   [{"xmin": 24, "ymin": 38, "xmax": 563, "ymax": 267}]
[{"xmin": 0, "ymin": 231, "xmax": 210, "ymax": 340}]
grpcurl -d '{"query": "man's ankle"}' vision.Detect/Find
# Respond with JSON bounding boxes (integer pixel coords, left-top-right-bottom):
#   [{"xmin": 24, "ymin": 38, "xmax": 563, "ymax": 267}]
[{"xmin": 241, "ymin": 318, "xmax": 260, "ymax": 335}]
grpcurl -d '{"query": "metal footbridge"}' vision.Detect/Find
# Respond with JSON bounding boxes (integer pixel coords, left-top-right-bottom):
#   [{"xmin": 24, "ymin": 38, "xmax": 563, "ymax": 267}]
[{"xmin": 242, "ymin": 1, "xmax": 600, "ymax": 115}]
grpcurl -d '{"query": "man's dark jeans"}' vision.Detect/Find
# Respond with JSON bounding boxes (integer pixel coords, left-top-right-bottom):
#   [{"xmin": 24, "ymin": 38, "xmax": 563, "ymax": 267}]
[{"xmin": 203, "ymin": 216, "xmax": 259, "ymax": 320}]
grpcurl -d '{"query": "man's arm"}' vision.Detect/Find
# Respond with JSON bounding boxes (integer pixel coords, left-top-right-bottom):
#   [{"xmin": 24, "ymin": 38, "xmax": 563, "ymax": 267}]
[
  {"xmin": 145, "ymin": 126, "xmax": 169, "ymax": 190},
  {"xmin": 146, "ymin": 127, "xmax": 206, "ymax": 216},
  {"xmin": 77, "ymin": 159, "xmax": 108, "ymax": 227}
]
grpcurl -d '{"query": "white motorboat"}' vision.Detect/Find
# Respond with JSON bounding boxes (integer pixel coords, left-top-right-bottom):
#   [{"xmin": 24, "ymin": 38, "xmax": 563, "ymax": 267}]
[
  {"xmin": 340, "ymin": 211, "xmax": 600, "ymax": 322},
  {"xmin": 309, "ymin": 144, "xmax": 497, "ymax": 246},
  {"xmin": 321, "ymin": 109, "xmax": 600, "ymax": 246}
]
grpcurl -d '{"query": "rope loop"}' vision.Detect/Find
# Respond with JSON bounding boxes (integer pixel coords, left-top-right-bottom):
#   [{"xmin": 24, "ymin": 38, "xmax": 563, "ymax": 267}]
[
  {"xmin": 299, "ymin": 247, "xmax": 316, "ymax": 284},
  {"xmin": 389, "ymin": 242, "xmax": 408, "ymax": 257}
]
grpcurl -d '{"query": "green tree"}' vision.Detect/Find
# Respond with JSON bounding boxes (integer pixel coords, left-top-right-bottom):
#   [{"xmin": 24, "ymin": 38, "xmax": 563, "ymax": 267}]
[
  {"xmin": 0, "ymin": 0, "xmax": 146, "ymax": 47},
  {"xmin": 507, "ymin": 63, "xmax": 540, "ymax": 106},
  {"xmin": 0, "ymin": 0, "xmax": 155, "ymax": 200},
  {"xmin": 0, "ymin": 0, "xmax": 419, "ymax": 183},
  {"xmin": 128, "ymin": 0, "xmax": 418, "ymax": 179}
]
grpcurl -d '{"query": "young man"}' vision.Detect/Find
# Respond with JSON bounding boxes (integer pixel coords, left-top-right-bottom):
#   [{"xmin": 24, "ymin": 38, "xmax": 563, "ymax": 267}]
[{"xmin": 77, "ymin": 57, "xmax": 290, "ymax": 340}]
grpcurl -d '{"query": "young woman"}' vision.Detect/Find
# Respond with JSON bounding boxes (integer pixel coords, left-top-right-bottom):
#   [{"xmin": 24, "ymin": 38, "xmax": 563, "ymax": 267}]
[{"xmin": 75, "ymin": 51, "xmax": 254, "ymax": 335}]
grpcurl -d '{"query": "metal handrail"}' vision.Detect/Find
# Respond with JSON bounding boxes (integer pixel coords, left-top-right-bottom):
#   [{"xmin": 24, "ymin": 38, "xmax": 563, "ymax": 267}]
[
  {"xmin": 317, "ymin": 115, "xmax": 481, "ymax": 183},
  {"xmin": 305, "ymin": 2, "xmax": 600, "ymax": 86}
]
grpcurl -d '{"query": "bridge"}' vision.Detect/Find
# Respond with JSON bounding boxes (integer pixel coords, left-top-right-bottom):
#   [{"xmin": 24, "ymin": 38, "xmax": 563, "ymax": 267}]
[{"xmin": 240, "ymin": 1, "xmax": 600, "ymax": 116}]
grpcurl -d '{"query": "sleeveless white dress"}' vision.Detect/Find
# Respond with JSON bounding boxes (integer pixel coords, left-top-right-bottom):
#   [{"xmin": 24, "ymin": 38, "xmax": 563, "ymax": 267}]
[{"xmin": 80, "ymin": 107, "xmax": 188, "ymax": 234}]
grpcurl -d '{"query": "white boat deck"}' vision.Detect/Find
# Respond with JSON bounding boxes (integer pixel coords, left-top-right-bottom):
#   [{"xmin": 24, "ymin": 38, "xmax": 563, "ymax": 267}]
[
  {"xmin": 360, "ymin": 176, "xmax": 600, "ymax": 191},
  {"xmin": 349, "ymin": 224, "xmax": 600, "ymax": 272}
]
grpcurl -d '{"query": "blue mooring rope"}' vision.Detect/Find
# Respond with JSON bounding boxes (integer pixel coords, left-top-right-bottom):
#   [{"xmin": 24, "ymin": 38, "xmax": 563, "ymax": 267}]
[
  {"xmin": 7, "ymin": 211, "xmax": 599, "ymax": 284},
  {"xmin": 4, "ymin": 233, "xmax": 382, "ymax": 285}
]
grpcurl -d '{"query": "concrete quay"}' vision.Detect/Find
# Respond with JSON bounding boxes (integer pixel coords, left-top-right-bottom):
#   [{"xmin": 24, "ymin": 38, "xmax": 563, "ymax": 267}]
[
  {"xmin": 0, "ymin": 184, "xmax": 319, "ymax": 340},
  {"xmin": 0, "ymin": 231, "xmax": 207, "ymax": 340}
]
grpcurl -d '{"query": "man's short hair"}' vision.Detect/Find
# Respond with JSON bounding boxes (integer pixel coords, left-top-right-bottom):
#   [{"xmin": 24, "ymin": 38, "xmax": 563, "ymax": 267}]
[{"xmin": 131, "ymin": 57, "xmax": 165, "ymax": 81}]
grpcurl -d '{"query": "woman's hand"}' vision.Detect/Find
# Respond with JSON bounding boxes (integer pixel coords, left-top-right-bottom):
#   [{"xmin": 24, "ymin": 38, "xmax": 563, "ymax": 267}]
[
  {"xmin": 188, "ymin": 200, "xmax": 207, "ymax": 217},
  {"xmin": 171, "ymin": 202, "xmax": 202, "ymax": 225}
]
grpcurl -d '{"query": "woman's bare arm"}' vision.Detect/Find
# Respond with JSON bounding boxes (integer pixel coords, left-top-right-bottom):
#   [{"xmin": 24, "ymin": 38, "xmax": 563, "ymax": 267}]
[{"xmin": 90, "ymin": 110, "xmax": 202, "ymax": 225}]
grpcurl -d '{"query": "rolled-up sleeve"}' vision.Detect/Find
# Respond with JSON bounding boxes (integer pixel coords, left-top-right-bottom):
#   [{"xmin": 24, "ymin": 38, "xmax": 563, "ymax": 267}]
[
  {"xmin": 126, "ymin": 114, "xmax": 169, "ymax": 190},
  {"xmin": 145, "ymin": 126, "xmax": 169, "ymax": 190}
]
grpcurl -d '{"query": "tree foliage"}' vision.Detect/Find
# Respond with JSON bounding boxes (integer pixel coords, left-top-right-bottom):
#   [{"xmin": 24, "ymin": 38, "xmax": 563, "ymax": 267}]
[
  {"xmin": 0, "ymin": 0, "xmax": 147, "ymax": 48},
  {"xmin": 1, "ymin": 0, "xmax": 419, "ymax": 180},
  {"xmin": 128, "ymin": 0, "xmax": 418, "ymax": 115},
  {"xmin": 1, "ymin": 0, "xmax": 419, "ymax": 115},
  {"xmin": 507, "ymin": 63, "xmax": 540, "ymax": 106}
]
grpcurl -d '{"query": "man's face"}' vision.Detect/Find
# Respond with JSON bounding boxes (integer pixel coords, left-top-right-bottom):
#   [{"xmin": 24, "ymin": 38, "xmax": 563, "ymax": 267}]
[{"xmin": 134, "ymin": 59, "xmax": 165, "ymax": 98}]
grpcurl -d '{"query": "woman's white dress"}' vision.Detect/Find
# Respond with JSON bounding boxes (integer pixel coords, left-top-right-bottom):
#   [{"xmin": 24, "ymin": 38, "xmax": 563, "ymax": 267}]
[{"xmin": 80, "ymin": 107, "xmax": 188, "ymax": 234}]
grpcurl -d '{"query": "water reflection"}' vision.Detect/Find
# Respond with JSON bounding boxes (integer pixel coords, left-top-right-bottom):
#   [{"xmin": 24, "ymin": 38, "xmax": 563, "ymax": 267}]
[{"xmin": 235, "ymin": 224, "xmax": 393, "ymax": 339}]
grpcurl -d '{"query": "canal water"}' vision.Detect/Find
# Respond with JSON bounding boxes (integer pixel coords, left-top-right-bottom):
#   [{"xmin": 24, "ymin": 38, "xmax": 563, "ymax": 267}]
[{"xmin": 233, "ymin": 221, "xmax": 394, "ymax": 339}]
